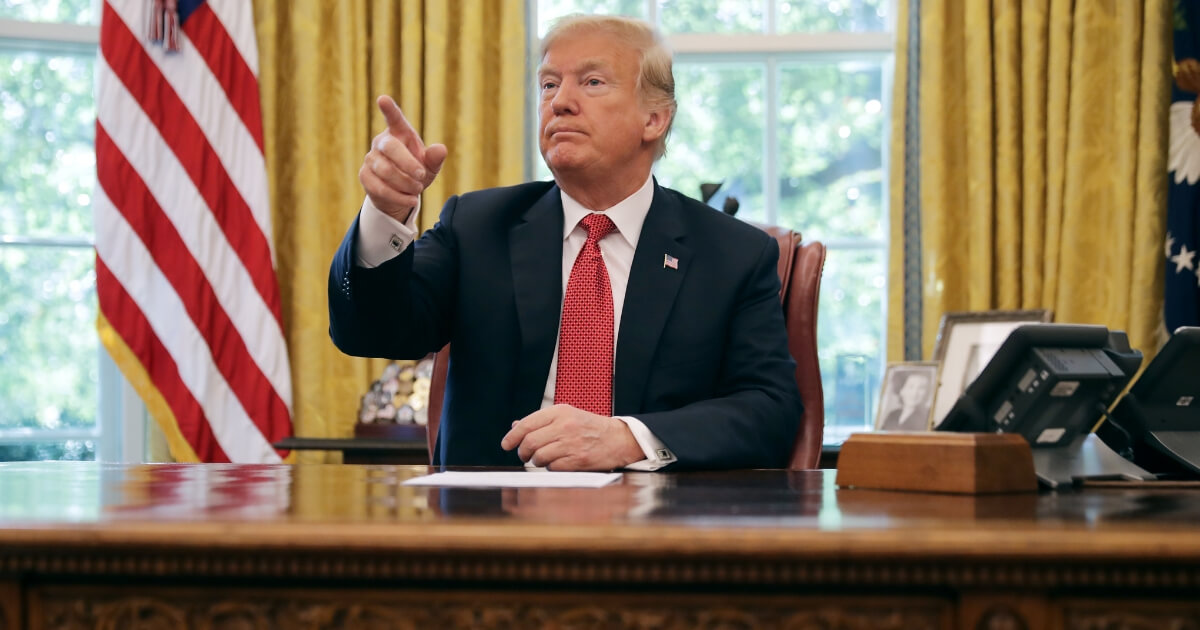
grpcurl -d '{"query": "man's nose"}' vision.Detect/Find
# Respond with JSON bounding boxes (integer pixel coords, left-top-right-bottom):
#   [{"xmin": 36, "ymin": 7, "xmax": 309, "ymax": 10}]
[{"xmin": 550, "ymin": 82, "xmax": 579, "ymax": 115}]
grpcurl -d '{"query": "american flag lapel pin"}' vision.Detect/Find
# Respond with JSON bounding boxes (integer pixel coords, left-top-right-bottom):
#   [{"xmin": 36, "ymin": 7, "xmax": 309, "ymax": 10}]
[{"xmin": 663, "ymin": 254, "xmax": 679, "ymax": 270}]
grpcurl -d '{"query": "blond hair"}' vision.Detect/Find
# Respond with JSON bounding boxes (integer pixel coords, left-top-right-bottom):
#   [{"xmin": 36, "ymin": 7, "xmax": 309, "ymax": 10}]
[{"xmin": 540, "ymin": 14, "xmax": 676, "ymax": 160}]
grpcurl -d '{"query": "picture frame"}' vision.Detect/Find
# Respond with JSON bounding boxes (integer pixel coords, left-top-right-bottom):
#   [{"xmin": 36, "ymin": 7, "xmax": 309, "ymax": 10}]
[
  {"xmin": 874, "ymin": 362, "xmax": 939, "ymax": 431},
  {"xmin": 929, "ymin": 309, "xmax": 1053, "ymax": 428}
]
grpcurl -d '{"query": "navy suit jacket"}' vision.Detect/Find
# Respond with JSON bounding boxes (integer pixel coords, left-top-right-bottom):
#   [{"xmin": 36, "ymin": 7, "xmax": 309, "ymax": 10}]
[{"xmin": 328, "ymin": 180, "xmax": 803, "ymax": 469}]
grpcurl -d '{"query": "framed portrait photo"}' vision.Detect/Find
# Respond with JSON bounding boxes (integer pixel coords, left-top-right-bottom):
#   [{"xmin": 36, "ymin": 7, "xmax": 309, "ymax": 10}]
[
  {"xmin": 874, "ymin": 362, "xmax": 939, "ymax": 432},
  {"xmin": 929, "ymin": 309, "xmax": 1053, "ymax": 428}
]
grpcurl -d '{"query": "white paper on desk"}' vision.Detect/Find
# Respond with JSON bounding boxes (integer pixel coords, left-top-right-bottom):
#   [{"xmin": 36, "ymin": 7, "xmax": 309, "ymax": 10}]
[{"xmin": 401, "ymin": 471, "xmax": 622, "ymax": 488}]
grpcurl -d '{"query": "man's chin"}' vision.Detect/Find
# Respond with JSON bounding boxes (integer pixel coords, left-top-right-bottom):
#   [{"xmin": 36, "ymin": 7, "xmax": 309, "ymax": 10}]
[{"xmin": 544, "ymin": 154, "xmax": 590, "ymax": 176}]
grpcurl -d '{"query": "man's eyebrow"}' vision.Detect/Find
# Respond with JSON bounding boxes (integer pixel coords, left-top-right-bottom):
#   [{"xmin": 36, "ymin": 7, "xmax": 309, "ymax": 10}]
[{"xmin": 537, "ymin": 58, "xmax": 612, "ymax": 77}]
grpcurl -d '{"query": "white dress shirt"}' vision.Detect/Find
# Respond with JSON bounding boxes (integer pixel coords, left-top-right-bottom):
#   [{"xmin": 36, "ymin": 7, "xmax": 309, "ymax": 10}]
[{"xmin": 354, "ymin": 175, "xmax": 676, "ymax": 470}]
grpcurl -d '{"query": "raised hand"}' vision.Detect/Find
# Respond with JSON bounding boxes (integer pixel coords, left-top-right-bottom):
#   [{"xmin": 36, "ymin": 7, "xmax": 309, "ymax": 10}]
[
  {"xmin": 359, "ymin": 95, "xmax": 448, "ymax": 222},
  {"xmin": 500, "ymin": 404, "xmax": 645, "ymax": 471}
]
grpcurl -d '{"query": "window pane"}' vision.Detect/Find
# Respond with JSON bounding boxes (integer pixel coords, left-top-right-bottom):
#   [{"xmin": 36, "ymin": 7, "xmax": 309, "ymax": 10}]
[
  {"xmin": 0, "ymin": 245, "xmax": 98, "ymax": 434},
  {"xmin": 536, "ymin": 0, "xmax": 649, "ymax": 37},
  {"xmin": 777, "ymin": 0, "xmax": 888, "ymax": 33},
  {"xmin": 819, "ymin": 246, "xmax": 884, "ymax": 444},
  {"xmin": 0, "ymin": 50, "xmax": 96, "ymax": 238},
  {"xmin": 0, "ymin": 0, "xmax": 95, "ymax": 25},
  {"xmin": 657, "ymin": 0, "xmax": 763, "ymax": 34},
  {"xmin": 654, "ymin": 62, "xmax": 765, "ymax": 222},
  {"xmin": 777, "ymin": 59, "xmax": 884, "ymax": 240}
]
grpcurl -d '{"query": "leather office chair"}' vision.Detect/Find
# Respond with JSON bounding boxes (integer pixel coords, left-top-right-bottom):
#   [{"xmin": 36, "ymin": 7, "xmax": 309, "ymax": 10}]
[
  {"xmin": 751, "ymin": 224, "xmax": 826, "ymax": 470},
  {"xmin": 424, "ymin": 225, "xmax": 826, "ymax": 469}
]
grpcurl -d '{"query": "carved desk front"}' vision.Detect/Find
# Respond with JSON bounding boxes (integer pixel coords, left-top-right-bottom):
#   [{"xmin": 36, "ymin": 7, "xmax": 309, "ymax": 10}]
[{"xmin": 2, "ymin": 462, "xmax": 1200, "ymax": 629}]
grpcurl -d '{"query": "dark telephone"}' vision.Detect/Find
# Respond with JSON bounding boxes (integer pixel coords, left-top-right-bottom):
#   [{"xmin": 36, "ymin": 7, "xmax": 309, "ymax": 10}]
[
  {"xmin": 1105, "ymin": 327, "xmax": 1200, "ymax": 476},
  {"xmin": 936, "ymin": 324, "xmax": 1155, "ymax": 487}
]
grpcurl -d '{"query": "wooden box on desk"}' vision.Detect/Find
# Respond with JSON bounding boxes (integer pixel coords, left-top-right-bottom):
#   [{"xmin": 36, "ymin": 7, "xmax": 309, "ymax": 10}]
[{"xmin": 836, "ymin": 432, "xmax": 1037, "ymax": 494}]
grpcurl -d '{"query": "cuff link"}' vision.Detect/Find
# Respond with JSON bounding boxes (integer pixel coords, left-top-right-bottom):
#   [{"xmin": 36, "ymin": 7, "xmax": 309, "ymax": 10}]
[
  {"xmin": 389, "ymin": 234, "xmax": 404, "ymax": 252},
  {"xmin": 656, "ymin": 448, "xmax": 676, "ymax": 462}
]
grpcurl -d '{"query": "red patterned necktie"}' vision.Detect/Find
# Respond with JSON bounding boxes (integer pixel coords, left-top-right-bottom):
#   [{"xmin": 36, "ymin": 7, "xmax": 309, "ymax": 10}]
[{"xmin": 555, "ymin": 213, "xmax": 618, "ymax": 415}]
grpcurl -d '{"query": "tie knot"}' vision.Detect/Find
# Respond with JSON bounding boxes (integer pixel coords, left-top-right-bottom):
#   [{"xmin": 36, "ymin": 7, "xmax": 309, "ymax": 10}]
[{"xmin": 581, "ymin": 213, "xmax": 617, "ymax": 244}]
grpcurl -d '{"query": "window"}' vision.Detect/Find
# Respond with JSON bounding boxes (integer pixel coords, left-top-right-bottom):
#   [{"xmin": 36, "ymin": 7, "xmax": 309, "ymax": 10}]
[
  {"xmin": 0, "ymin": 0, "xmax": 139, "ymax": 461},
  {"xmin": 531, "ymin": 0, "xmax": 893, "ymax": 443}
]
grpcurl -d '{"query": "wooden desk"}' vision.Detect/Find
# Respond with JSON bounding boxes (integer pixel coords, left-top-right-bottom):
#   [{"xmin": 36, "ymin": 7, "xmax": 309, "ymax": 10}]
[{"xmin": 2, "ymin": 463, "xmax": 1200, "ymax": 629}]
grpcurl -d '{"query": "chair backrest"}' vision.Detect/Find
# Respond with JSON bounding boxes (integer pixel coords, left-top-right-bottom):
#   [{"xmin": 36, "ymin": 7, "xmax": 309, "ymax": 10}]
[
  {"xmin": 424, "ymin": 224, "xmax": 826, "ymax": 469},
  {"xmin": 426, "ymin": 345, "xmax": 450, "ymax": 461},
  {"xmin": 751, "ymin": 223, "xmax": 826, "ymax": 470}
]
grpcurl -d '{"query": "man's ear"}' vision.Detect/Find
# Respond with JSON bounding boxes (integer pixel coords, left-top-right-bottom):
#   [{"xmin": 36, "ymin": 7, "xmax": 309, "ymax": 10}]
[{"xmin": 642, "ymin": 108, "xmax": 671, "ymax": 144}]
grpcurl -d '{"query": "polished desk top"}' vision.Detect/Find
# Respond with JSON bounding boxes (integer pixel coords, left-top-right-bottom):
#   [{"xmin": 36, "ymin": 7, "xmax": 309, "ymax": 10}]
[{"xmin": 2, "ymin": 462, "xmax": 1200, "ymax": 565}]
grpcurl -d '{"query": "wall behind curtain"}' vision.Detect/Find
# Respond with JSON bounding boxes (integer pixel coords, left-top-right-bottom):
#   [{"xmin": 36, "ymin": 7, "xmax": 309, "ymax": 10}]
[
  {"xmin": 889, "ymin": 0, "xmax": 1172, "ymax": 361},
  {"xmin": 252, "ymin": 0, "xmax": 525, "ymax": 456}
]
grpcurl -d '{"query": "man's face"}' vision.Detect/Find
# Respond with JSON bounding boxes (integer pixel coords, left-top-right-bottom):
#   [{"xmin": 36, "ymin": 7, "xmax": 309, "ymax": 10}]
[
  {"xmin": 898, "ymin": 374, "xmax": 930, "ymax": 407},
  {"xmin": 537, "ymin": 32, "xmax": 658, "ymax": 182}
]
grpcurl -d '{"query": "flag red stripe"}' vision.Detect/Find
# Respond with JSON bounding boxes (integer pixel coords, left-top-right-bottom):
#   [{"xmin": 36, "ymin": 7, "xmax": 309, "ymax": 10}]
[
  {"xmin": 96, "ymin": 124, "xmax": 292, "ymax": 446},
  {"xmin": 96, "ymin": 257, "xmax": 232, "ymax": 463},
  {"xmin": 180, "ymin": 2, "xmax": 265, "ymax": 152},
  {"xmin": 100, "ymin": 2, "xmax": 283, "ymax": 327}
]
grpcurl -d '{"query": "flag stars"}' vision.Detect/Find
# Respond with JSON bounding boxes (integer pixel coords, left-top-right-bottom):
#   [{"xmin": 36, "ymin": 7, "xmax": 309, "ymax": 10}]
[
  {"xmin": 1166, "ymin": 233, "xmax": 1176, "ymax": 258},
  {"xmin": 1172, "ymin": 244, "xmax": 1196, "ymax": 273}
]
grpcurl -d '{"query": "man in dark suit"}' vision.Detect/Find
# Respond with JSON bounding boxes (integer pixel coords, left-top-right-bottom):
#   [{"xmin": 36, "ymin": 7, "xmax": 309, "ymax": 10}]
[{"xmin": 329, "ymin": 15, "xmax": 802, "ymax": 471}]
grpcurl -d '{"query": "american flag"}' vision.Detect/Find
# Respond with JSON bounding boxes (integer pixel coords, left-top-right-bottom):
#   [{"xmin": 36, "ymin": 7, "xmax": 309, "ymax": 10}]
[{"xmin": 93, "ymin": 0, "xmax": 292, "ymax": 462}]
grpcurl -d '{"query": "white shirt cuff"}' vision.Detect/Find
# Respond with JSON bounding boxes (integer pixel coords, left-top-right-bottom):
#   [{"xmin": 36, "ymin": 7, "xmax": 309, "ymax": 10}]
[
  {"xmin": 615, "ymin": 416, "xmax": 676, "ymax": 471},
  {"xmin": 354, "ymin": 196, "xmax": 420, "ymax": 268}
]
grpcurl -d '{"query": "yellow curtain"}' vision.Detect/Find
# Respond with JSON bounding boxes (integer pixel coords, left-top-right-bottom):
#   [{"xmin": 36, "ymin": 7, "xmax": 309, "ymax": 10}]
[
  {"xmin": 888, "ymin": 0, "xmax": 1172, "ymax": 361},
  {"xmin": 252, "ymin": 0, "xmax": 526, "ymax": 458}
]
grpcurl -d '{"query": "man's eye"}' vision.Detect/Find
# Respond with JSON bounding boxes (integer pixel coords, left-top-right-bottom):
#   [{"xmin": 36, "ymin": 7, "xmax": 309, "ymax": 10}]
[
  {"xmin": 586, "ymin": 78, "xmax": 603, "ymax": 86},
  {"xmin": 541, "ymin": 81, "xmax": 557, "ymax": 90}
]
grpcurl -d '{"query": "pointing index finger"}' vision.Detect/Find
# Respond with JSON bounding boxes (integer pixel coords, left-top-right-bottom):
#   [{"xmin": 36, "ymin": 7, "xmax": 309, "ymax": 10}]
[{"xmin": 376, "ymin": 94, "xmax": 425, "ymax": 153}]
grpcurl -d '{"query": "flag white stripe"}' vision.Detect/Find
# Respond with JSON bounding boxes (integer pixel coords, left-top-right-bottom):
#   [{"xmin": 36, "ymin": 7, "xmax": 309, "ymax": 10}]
[
  {"xmin": 96, "ymin": 56, "xmax": 293, "ymax": 408},
  {"xmin": 105, "ymin": 0, "xmax": 273, "ymax": 243},
  {"xmin": 94, "ymin": 187, "xmax": 282, "ymax": 464},
  {"xmin": 205, "ymin": 0, "xmax": 260, "ymax": 76}
]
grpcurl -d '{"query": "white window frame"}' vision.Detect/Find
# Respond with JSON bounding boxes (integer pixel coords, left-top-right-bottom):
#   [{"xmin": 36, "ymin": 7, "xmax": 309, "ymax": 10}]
[
  {"xmin": 526, "ymin": 2, "xmax": 894, "ymax": 234},
  {"xmin": 0, "ymin": 15, "xmax": 146, "ymax": 463}
]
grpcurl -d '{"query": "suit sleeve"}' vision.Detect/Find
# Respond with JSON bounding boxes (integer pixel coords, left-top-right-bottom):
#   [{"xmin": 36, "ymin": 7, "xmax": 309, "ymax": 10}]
[
  {"xmin": 634, "ymin": 236, "xmax": 804, "ymax": 470},
  {"xmin": 327, "ymin": 197, "xmax": 461, "ymax": 360}
]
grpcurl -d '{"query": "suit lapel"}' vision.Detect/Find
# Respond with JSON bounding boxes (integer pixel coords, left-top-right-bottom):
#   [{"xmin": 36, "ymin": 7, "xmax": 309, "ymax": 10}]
[
  {"xmin": 509, "ymin": 186, "xmax": 565, "ymax": 415},
  {"xmin": 614, "ymin": 184, "xmax": 690, "ymax": 415}
]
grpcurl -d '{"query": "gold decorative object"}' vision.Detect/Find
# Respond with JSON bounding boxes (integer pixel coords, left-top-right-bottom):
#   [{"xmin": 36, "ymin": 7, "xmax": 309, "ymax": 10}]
[{"xmin": 357, "ymin": 357, "xmax": 434, "ymax": 427}]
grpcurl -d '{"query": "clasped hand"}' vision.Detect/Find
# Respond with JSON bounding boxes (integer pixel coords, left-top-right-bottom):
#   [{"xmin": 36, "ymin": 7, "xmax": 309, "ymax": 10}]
[
  {"xmin": 500, "ymin": 404, "xmax": 645, "ymax": 471},
  {"xmin": 359, "ymin": 95, "xmax": 447, "ymax": 223}
]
